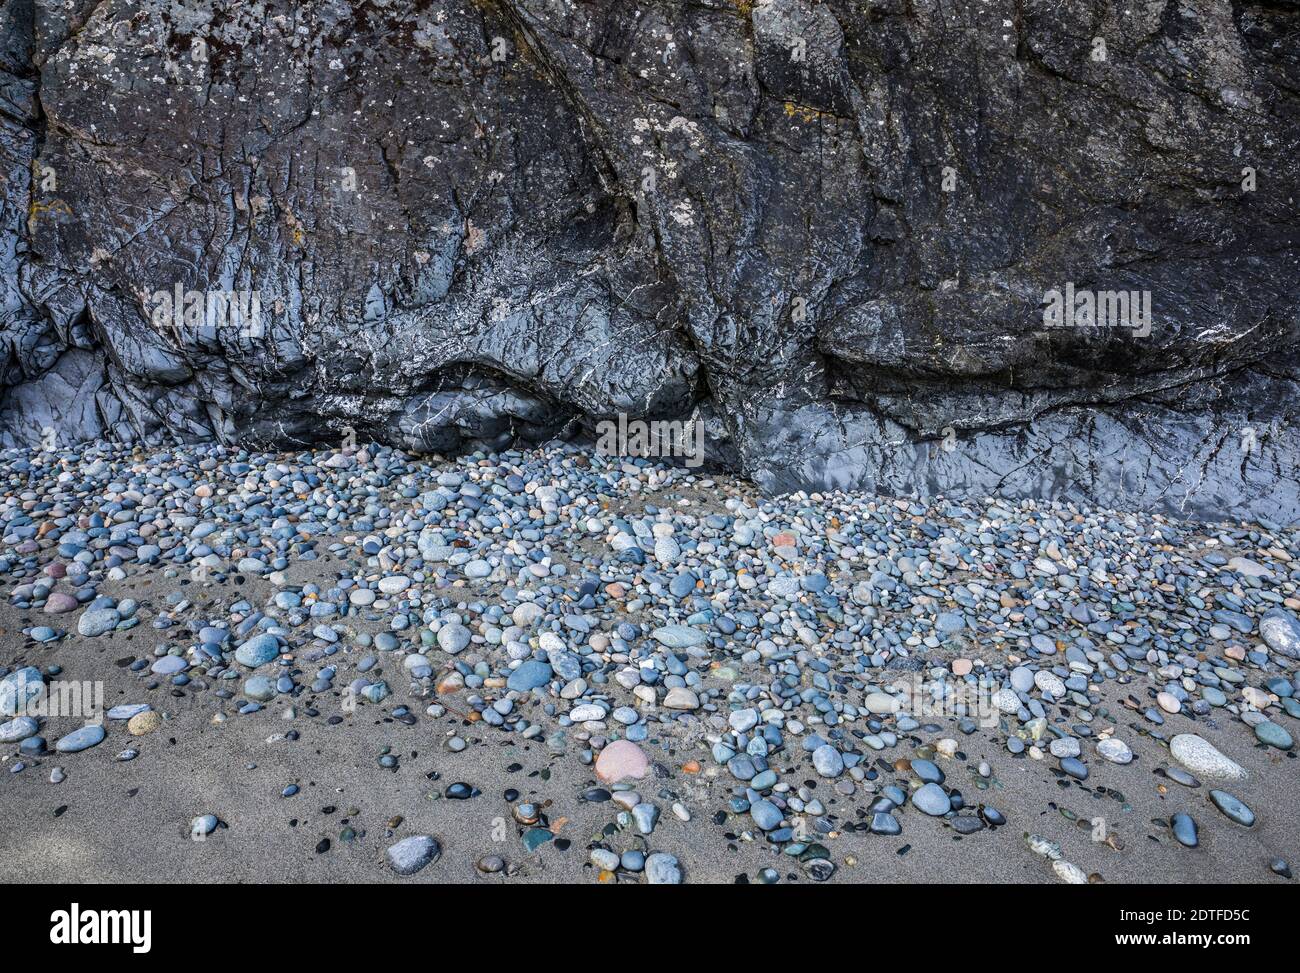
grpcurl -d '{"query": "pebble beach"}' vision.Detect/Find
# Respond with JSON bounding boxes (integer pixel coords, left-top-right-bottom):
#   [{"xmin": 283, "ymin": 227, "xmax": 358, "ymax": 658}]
[{"xmin": 1, "ymin": 440, "xmax": 1297, "ymax": 884}]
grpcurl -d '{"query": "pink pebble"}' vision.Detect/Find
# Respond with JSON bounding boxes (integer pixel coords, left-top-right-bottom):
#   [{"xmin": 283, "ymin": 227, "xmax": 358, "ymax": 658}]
[{"xmin": 595, "ymin": 739, "xmax": 649, "ymax": 783}]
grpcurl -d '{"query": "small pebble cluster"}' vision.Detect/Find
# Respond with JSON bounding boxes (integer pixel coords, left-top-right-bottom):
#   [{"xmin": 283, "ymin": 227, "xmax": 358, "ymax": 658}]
[{"xmin": 1, "ymin": 440, "xmax": 1297, "ymax": 883}]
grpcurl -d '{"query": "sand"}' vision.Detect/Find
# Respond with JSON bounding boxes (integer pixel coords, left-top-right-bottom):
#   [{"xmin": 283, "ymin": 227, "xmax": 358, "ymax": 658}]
[{"xmin": 1, "ymin": 558, "xmax": 1296, "ymax": 885}]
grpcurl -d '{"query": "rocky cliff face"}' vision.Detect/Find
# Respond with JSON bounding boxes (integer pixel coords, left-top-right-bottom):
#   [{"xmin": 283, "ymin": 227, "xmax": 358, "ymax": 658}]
[{"xmin": 2, "ymin": 0, "xmax": 1297, "ymax": 522}]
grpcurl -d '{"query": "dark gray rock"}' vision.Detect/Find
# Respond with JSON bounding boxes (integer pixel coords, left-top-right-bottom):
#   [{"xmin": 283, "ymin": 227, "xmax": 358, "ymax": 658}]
[{"xmin": 3, "ymin": 0, "xmax": 1297, "ymax": 523}]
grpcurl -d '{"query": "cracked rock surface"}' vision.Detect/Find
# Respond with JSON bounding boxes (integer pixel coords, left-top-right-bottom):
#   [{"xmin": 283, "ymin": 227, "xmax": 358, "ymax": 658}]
[{"xmin": 1, "ymin": 0, "xmax": 1297, "ymax": 523}]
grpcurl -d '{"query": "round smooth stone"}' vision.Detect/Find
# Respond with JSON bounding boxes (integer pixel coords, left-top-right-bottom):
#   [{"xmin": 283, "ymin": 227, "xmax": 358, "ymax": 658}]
[
  {"xmin": 1, "ymin": 666, "xmax": 45, "ymax": 716},
  {"xmin": 1200, "ymin": 686, "xmax": 1227, "ymax": 707},
  {"xmin": 812, "ymin": 744, "xmax": 844, "ymax": 778},
  {"xmin": 935, "ymin": 612, "xmax": 965, "ymax": 636},
  {"xmin": 127, "ymin": 711, "xmax": 162, "ymax": 735},
  {"xmin": 0, "ymin": 716, "xmax": 39, "ymax": 743},
  {"xmin": 1096, "ymin": 738, "xmax": 1133, "ymax": 764},
  {"xmin": 386, "ymin": 835, "xmax": 441, "ymax": 875},
  {"xmin": 751, "ymin": 799, "xmax": 783, "ymax": 831},
  {"xmin": 506, "ymin": 660, "xmax": 552, "ymax": 693},
  {"xmin": 729, "ymin": 708, "xmax": 759, "ymax": 733},
  {"xmin": 911, "ymin": 782, "xmax": 951, "ymax": 816},
  {"xmin": 1049, "ymin": 737, "xmax": 1081, "ymax": 759},
  {"xmin": 663, "ymin": 687, "xmax": 699, "ymax": 710},
  {"xmin": 910, "ymin": 759, "xmax": 944, "ymax": 784},
  {"xmin": 190, "ymin": 814, "xmax": 218, "ymax": 837},
  {"xmin": 1035, "ymin": 670, "xmax": 1066, "ymax": 697},
  {"xmin": 244, "ymin": 676, "xmax": 277, "ymax": 702},
  {"xmin": 645, "ymin": 852, "xmax": 683, "ymax": 884},
  {"xmin": 378, "ymin": 575, "xmax": 410, "ymax": 595},
  {"xmin": 437, "ymin": 624, "xmax": 471, "ymax": 654},
  {"xmin": 1259, "ymin": 609, "xmax": 1300, "ymax": 658},
  {"xmin": 234, "ymin": 634, "xmax": 280, "ymax": 668},
  {"xmin": 43, "ymin": 592, "xmax": 78, "ymax": 614},
  {"xmin": 992, "ymin": 689, "xmax": 1022, "ymax": 714},
  {"xmin": 980, "ymin": 806, "xmax": 1006, "ymax": 826},
  {"xmin": 512, "ymin": 603, "xmax": 543, "ymax": 628},
  {"xmin": 594, "ymin": 740, "xmax": 648, "ymax": 783}
]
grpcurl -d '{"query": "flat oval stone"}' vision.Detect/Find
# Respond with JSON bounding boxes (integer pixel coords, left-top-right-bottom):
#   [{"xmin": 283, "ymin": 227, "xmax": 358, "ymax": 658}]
[
  {"xmin": 980, "ymin": 806, "xmax": 1006, "ymax": 826},
  {"xmin": 1171, "ymin": 813, "xmax": 1198, "ymax": 847},
  {"xmin": 1059, "ymin": 756, "xmax": 1089, "ymax": 780},
  {"xmin": 1164, "ymin": 766, "xmax": 1200, "ymax": 788},
  {"xmin": 1209, "ymin": 789, "xmax": 1255, "ymax": 827},
  {"xmin": 150, "ymin": 655, "xmax": 188, "ymax": 675},
  {"xmin": 1049, "ymin": 737, "xmax": 1081, "ymax": 759},
  {"xmin": 77, "ymin": 608, "xmax": 120, "ymax": 637},
  {"xmin": 1254, "ymin": 721, "xmax": 1293, "ymax": 750},
  {"xmin": 107, "ymin": 704, "xmax": 150, "ymax": 721},
  {"xmin": 865, "ymin": 692, "xmax": 901, "ymax": 714},
  {"xmin": 951, "ymin": 815, "xmax": 984, "ymax": 834},
  {"xmin": 935, "ymin": 611, "xmax": 965, "ymax": 636},
  {"xmin": 1010, "ymin": 666, "xmax": 1035, "ymax": 693},
  {"xmin": 55, "ymin": 724, "xmax": 106, "ymax": 753},
  {"xmin": 650, "ymin": 625, "xmax": 706, "ymax": 649}
]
